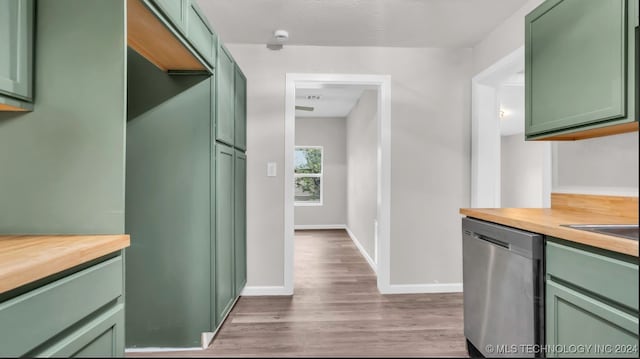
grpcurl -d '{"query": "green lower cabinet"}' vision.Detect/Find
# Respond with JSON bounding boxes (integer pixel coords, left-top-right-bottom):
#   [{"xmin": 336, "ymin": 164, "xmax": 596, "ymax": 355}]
[
  {"xmin": 35, "ymin": 304, "xmax": 124, "ymax": 358},
  {"xmin": 234, "ymin": 150, "xmax": 247, "ymax": 294},
  {"xmin": 215, "ymin": 142, "xmax": 236, "ymax": 325},
  {"xmin": 546, "ymin": 238, "xmax": 639, "ymax": 357},
  {"xmin": 546, "ymin": 280, "xmax": 638, "ymax": 358},
  {"xmin": 0, "ymin": 254, "xmax": 125, "ymax": 357}
]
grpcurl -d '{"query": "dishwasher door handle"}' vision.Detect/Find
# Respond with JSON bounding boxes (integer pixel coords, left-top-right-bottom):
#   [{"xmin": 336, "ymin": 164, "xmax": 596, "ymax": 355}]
[{"xmin": 473, "ymin": 234, "xmax": 511, "ymax": 249}]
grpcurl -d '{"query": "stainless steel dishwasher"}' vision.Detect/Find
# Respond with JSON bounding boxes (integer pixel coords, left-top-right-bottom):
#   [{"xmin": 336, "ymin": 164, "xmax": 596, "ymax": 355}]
[{"xmin": 462, "ymin": 217, "xmax": 544, "ymax": 358}]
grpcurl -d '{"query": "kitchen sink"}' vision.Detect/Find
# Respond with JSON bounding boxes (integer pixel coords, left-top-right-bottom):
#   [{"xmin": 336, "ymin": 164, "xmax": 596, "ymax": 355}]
[{"xmin": 563, "ymin": 224, "xmax": 639, "ymax": 241}]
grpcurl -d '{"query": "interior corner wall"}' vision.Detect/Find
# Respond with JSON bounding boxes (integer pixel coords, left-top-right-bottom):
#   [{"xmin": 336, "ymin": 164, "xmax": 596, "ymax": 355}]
[
  {"xmin": 0, "ymin": 0, "xmax": 126, "ymax": 234},
  {"xmin": 472, "ymin": 0, "xmax": 638, "ymax": 198},
  {"xmin": 227, "ymin": 44, "xmax": 472, "ymax": 287},
  {"xmin": 553, "ymin": 132, "xmax": 639, "ymax": 196},
  {"xmin": 346, "ymin": 90, "xmax": 378, "ymax": 261},
  {"xmin": 471, "ymin": 0, "xmax": 545, "ymax": 75},
  {"xmin": 294, "ymin": 117, "xmax": 347, "ymax": 226}
]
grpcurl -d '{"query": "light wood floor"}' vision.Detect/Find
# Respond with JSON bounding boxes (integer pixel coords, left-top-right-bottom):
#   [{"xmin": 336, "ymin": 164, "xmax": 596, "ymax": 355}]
[{"xmin": 131, "ymin": 229, "xmax": 466, "ymax": 357}]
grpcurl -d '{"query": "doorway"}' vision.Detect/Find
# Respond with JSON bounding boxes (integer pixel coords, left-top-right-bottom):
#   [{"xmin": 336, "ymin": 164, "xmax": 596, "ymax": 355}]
[
  {"xmin": 284, "ymin": 74, "xmax": 391, "ymax": 294},
  {"xmin": 471, "ymin": 47, "xmax": 552, "ymax": 209}
]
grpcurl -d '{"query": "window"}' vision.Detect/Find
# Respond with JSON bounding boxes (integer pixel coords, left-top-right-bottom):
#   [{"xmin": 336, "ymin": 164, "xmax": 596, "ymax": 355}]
[{"xmin": 294, "ymin": 146, "xmax": 323, "ymax": 206}]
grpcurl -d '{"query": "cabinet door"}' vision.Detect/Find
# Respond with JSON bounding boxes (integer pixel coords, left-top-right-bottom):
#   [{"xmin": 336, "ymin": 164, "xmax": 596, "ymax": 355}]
[
  {"xmin": 216, "ymin": 46, "xmax": 235, "ymax": 146},
  {"xmin": 35, "ymin": 304, "xmax": 125, "ymax": 357},
  {"xmin": 525, "ymin": 0, "xmax": 631, "ymax": 138},
  {"xmin": 187, "ymin": 2, "xmax": 215, "ymax": 66},
  {"xmin": 0, "ymin": 0, "xmax": 33, "ymax": 101},
  {"xmin": 215, "ymin": 143, "xmax": 235, "ymax": 325},
  {"xmin": 546, "ymin": 280, "xmax": 639, "ymax": 358},
  {"xmin": 150, "ymin": 0, "xmax": 187, "ymax": 32},
  {"xmin": 234, "ymin": 150, "xmax": 247, "ymax": 294},
  {"xmin": 234, "ymin": 68, "xmax": 247, "ymax": 151}
]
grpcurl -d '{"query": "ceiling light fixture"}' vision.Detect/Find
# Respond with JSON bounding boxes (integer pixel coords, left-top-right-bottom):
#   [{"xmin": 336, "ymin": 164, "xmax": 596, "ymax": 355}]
[
  {"xmin": 267, "ymin": 29, "xmax": 289, "ymax": 51},
  {"xmin": 274, "ymin": 29, "xmax": 289, "ymax": 42}
]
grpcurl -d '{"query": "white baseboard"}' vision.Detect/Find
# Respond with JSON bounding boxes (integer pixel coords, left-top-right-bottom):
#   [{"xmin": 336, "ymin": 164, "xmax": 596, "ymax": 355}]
[
  {"xmin": 381, "ymin": 283, "xmax": 463, "ymax": 294},
  {"xmin": 294, "ymin": 224, "xmax": 346, "ymax": 230},
  {"xmin": 345, "ymin": 227, "xmax": 377, "ymax": 274},
  {"xmin": 125, "ymin": 347, "xmax": 201, "ymax": 353},
  {"xmin": 241, "ymin": 285, "xmax": 292, "ymax": 296}
]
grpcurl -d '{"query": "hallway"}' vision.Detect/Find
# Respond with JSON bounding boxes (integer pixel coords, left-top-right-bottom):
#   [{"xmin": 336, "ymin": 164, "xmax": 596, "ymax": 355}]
[{"xmin": 134, "ymin": 230, "xmax": 466, "ymax": 357}]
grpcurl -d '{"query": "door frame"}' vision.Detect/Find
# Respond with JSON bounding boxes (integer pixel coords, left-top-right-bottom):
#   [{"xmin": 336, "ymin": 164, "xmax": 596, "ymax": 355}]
[
  {"xmin": 284, "ymin": 73, "xmax": 392, "ymax": 294},
  {"xmin": 471, "ymin": 46, "xmax": 552, "ymax": 208}
]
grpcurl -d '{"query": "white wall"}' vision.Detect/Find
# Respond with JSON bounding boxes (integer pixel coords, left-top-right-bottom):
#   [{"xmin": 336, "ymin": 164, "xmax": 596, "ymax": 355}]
[
  {"xmin": 231, "ymin": 44, "xmax": 472, "ymax": 287},
  {"xmin": 346, "ymin": 90, "xmax": 378, "ymax": 262},
  {"xmin": 294, "ymin": 117, "xmax": 347, "ymax": 226},
  {"xmin": 472, "ymin": 0, "xmax": 544, "ymax": 75},
  {"xmin": 553, "ymin": 132, "xmax": 639, "ymax": 196},
  {"xmin": 501, "ymin": 134, "xmax": 545, "ymax": 207},
  {"xmin": 473, "ymin": 0, "xmax": 638, "ymax": 199}
]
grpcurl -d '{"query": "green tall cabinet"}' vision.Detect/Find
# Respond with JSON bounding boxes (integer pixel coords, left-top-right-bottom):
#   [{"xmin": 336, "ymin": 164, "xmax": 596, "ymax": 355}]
[
  {"xmin": 124, "ymin": 0, "xmax": 248, "ymax": 348},
  {"xmin": 126, "ymin": 32, "xmax": 248, "ymax": 350},
  {"xmin": 546, "ymin": 238, "xmax": 639, "ymax": 357},
  {"xmin": 525, "ymin": 0, "xmax": 638, "ymax": 140}
]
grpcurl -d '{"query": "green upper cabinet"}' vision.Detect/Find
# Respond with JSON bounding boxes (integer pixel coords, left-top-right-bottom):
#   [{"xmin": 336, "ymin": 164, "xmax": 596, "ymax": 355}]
[
  {"xmin": 0, "ymin": 0, "xmax": 34, "ymax": 107},
  {"xmin": 234, "ymin": 150, "xmax": 247, "ymax": 294},
  {"xmin": 546, "ymin": 238, "xmax": 639, "ymax": 357},
  {"xmin": 216, "ymin": 45, "xmax": 235, "ymax": 146},
  {"xmin": 234, "ymin": 67, "xmax": 247, "ymax": 151},
  {"xmin": 149, "ymin": 0, "xmax": 188, "ymax": 33},
  {"xmin": 215, "ymin": 143, "xmax": 236, "ymax": 325},
  {"xmin": 187, "ymin": 1, "xmax": 217, "ymax": 66},
  {"xmin": 525, "ymin": 0, "xmax": 638, "ymax": 140}
]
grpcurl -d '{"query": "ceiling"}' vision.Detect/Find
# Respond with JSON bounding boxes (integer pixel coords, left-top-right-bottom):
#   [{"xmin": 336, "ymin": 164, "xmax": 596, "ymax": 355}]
[
  {"xmin": 296, "ymin": 87, "xmax": 365, "ymax": 118},
  {"xmin": 196, "ymin": 0, "xmax": 529, "ymax": 48}
]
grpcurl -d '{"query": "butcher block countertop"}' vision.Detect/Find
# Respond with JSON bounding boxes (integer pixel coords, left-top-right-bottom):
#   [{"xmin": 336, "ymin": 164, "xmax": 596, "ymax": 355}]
[
  {"xmin": 460, "ymin": 194, "xmax": 639, "ymax": 257},
  {"xmin": 0, "ymin": 234, "xmax": 130, "ymax": 294}
]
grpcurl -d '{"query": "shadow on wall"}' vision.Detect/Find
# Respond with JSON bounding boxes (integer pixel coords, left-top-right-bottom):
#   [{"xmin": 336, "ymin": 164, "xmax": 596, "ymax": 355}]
[{"xmin": 127, "ymin": 49, "xmax": 209, "ymax": 121}]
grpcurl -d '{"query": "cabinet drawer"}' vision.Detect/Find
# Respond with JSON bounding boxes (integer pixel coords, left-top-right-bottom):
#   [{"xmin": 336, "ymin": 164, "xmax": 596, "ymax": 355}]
[
  {"xmin": 546, "ymin": 239, "xmax": 639, "ymax": 311},
  {"xmin": 0, "ymin": 256, "xmax": 123, "ymax": 357},
  {"xmin": 187, "ymin": 3, "xmax": 216, "ymax": 65},
  {"xmin": 546, "ymin": 279, "xmax": 638, "ymax": 358},
  {"xmin": 35, "ymin": 303, "xmax": 124, "ymax": 357}
]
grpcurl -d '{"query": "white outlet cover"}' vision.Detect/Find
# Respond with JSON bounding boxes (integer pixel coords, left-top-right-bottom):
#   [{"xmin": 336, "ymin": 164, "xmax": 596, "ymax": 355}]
[{"xmin": 267, "ymin": 162, "xmax": 277, "ymax": 177}]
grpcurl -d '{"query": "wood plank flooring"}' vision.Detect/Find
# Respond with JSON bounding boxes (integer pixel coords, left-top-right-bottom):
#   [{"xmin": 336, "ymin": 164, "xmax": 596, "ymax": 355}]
[{"xmin": 129, "ymin": 229, "xmax": 466, "ymax": 357}]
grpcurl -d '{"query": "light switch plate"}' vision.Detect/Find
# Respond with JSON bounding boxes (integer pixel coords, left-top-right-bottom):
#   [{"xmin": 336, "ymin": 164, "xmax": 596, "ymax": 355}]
[{"xmin": 267, "ymin": 162, "xmax": 277, "ymax": 177}]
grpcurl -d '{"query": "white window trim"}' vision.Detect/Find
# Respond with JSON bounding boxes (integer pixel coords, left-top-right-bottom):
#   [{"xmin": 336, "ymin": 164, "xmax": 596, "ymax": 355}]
[{"xmin": 294, "ymin": 146, "xmax": 324, "ymax": 206}]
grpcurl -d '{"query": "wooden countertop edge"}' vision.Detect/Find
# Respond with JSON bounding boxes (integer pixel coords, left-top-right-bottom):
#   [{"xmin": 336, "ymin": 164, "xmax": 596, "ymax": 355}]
[
  {"xmin": 0, "ymin": 234, "xmax": 130, "ymax": 294},
  {"xmin": 459, "ymin": 209, "xmax": 638, "ymax": 257}
]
